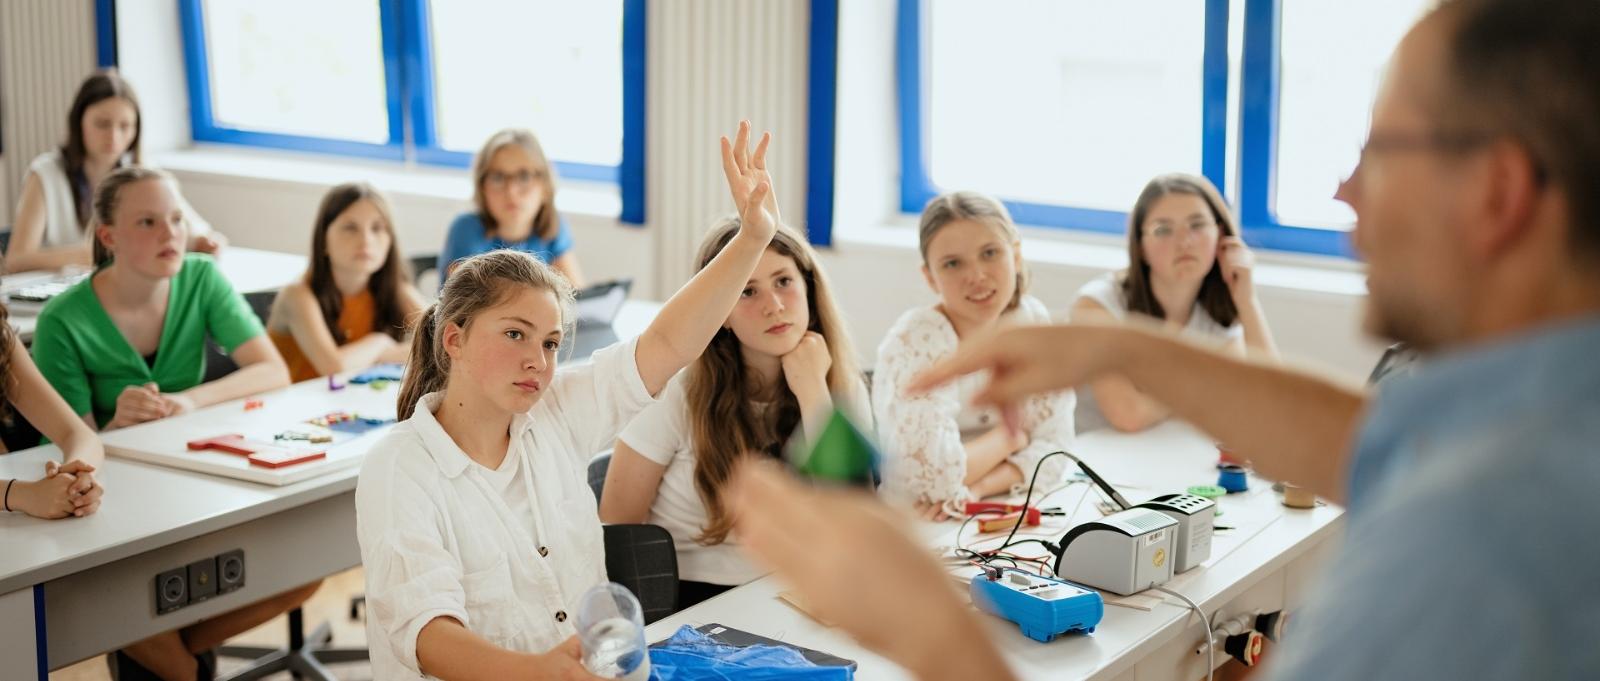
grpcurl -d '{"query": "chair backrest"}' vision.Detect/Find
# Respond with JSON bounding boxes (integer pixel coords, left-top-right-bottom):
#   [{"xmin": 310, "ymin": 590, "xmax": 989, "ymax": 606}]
[
  {"xmin": 602, "ymin": 524, "xmax": 679, "ymax": 625},
  {"xmin": 588, "ymin": 451, "xmax": 612, "ymax": 502},
  {"xmin": 204, "ymin": 289, "xmax": 279, "ymax": 382},
  {"xmin": 410, "ymin": 254, "xmax": 440, "ymax": 294}
]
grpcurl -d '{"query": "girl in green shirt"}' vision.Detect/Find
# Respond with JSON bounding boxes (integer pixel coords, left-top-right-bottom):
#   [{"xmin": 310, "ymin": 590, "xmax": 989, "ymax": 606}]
[
  {"xmin": 31, "ymin": 167, "xmax": 313, "ymax": 680},
  {"xmin": 32, "ymin": 167, "xmax": 291, "ymax": 430}
]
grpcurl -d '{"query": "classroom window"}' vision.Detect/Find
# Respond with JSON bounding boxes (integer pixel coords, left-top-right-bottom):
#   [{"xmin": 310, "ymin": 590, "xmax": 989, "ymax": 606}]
[
  {"xmin": 179, "ymin": 0, "xmax": 645, "ymax": 219},
  {"xmin": 199, "ymin": 0, "xmax": 391, "ymax": 143},
  {"xmin": 901, "ymin": 0, "xmax": 1431, "ymax": 257},
  {"xmin": 428, "ymin": 1, "xmax": 623, "ymax": 168},
  {"xmin": 925, "ymin": 1, "xmax": 1207, "ymax": 213},
  {"xmin": 1273, "ymin": 0, "xmax": 1433, "ymax": 228}
]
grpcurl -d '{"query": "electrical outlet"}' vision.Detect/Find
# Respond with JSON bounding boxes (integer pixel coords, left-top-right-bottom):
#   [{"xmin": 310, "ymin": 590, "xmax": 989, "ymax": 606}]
[
  {"xmin": 187, "ymin": 557, "xmax": 218, "ymax": 604},
  {"xmin": 155, "ymin": 568, "xmax": 188, "ymax": 614},
  {"xmin": 217, "ymin": 549, "xmax": 245, "ymax": 594}
]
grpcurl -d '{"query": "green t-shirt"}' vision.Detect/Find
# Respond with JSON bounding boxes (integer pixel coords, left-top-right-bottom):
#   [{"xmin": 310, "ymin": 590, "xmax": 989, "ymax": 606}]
[{"xmin": 31, "ymin": 254, "xmax": 265, "ymax": 428}]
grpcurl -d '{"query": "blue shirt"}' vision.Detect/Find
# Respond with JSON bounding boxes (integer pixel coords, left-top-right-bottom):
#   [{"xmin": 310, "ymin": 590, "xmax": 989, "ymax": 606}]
[
  {"xmin": 1269, "ymin": 317, "xmax": 1600, "ymax": 680},
  {"xmin": 436, "ymin": 212, "xmax": 574, "ymax": 283}
]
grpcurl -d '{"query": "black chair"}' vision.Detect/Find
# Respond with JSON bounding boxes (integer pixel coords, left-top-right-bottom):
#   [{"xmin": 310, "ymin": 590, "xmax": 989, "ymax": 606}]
[
  {"xmin": 203, "ymin": 290, "xmax": 278, "ymax": 382},
  {"xmin": 588, "ymin": 451, "xmax": 613, "ymax": 502},
  {"xmin": 410, "ymin": 253, "xmax": 440, "ymax": 293},
  {"xmin": 216, "ymin": 607, "xmax": 368, "ymax": 681},
  {"xmin": 603, "ymin": 524, "xmax": 679, "ymax": 625}
]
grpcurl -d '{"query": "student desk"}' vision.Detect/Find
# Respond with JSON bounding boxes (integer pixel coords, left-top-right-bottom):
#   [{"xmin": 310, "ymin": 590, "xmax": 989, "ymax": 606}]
[
  {"xmin": 1, "ymin": 247, "xmax": 307, "ymax": 343},
  {"xmin": 643, "ymin": 421, "xmax": 1346, "ymax": 681},
  {"xmin": 0, "ymin": 300, "xmax": 661, "ymax": 681}
]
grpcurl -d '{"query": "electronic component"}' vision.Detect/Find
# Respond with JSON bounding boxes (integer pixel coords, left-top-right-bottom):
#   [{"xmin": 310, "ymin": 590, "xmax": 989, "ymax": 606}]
[
  {"xmin": 1134, "ymin": 493, "xmax": 1216, "ymax": 573},
  {"xmin": 970, "ymin": 567, "xmax": 1103, "ymax": 643},
  {"xmin": 1053, "ymin": 507, "xmax": 1177, "ymax": 595}
]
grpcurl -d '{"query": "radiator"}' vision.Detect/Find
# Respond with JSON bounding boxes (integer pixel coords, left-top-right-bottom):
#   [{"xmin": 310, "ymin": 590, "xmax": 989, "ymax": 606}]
[{"xmin": 0, "ymin": 0, "xmax": 98, "ymax": 216}]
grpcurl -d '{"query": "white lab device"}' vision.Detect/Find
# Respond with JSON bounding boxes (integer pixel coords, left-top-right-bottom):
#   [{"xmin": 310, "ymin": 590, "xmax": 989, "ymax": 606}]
[
  {"xmin": 1134, "ymin": 493, "xmax": 1215, "ymax": 573},
  {"xmin": 1053, "ymin": 507, "xmax": 1177, "ymax": 596}
]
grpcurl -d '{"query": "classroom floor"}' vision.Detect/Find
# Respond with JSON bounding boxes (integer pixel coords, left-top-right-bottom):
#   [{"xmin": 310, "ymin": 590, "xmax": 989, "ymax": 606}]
[{"xmin": 51, "ymin": 567, "xmax": 373, "ymax": 681}]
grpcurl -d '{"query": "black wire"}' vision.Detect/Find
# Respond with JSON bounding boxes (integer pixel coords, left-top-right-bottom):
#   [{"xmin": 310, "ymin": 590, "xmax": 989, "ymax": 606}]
[{"xmin": 992, "ymin": 450, "xmax": 1072, "ymax": 557}]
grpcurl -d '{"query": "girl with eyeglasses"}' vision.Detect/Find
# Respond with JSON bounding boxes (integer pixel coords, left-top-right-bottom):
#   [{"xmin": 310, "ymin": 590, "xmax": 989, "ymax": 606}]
[
  {"xmin": 436, "ymin": 128, "xmax": 584, "ymax": 287},
  {"xmin": 1069, "ymin": 173, "xmax": 1278, "ymax": 433}
]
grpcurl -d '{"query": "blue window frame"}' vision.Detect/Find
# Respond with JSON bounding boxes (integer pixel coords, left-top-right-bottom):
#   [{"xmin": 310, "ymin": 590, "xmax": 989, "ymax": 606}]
[
  {"xmin": 177, "ymin": 0, "xmax": 646, "ymax": 224},
  {"xmin": 898, "ymin": 0, "xmax": 1356, "ymax": 258}
]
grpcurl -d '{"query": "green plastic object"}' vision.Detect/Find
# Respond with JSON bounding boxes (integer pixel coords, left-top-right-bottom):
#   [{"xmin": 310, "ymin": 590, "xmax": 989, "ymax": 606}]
[{"xmin": 797, "ymin": 409, "xmax": 879, "ymax": 486}]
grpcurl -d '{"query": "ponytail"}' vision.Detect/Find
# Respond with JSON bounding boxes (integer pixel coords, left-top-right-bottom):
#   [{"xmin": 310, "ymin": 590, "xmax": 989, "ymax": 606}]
[
  {"xmin": 393, "ymin": 250, "xmax": 575, "ymax": 421},
  {"xmin": 396, "ymin": 304, "xmax": 446, "ymax": 420}
]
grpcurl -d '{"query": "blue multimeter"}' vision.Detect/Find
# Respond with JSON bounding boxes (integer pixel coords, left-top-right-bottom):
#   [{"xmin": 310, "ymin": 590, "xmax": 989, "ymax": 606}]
[{"xmin": 969, "ymin": 567, "xmax": 1104, "ymax": 643}]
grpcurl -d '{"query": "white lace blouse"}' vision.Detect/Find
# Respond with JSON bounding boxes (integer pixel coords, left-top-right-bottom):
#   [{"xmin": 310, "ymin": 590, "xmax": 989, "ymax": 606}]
[{"xmin": 871, "ymin": 296, "xmax": 1075, "ymax": 505}]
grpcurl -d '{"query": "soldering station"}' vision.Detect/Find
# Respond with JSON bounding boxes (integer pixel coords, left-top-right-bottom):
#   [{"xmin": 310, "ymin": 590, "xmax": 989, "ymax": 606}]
[{"xmin": 960, "ymin": 448, "xmax": 1293, "ymax": 667}]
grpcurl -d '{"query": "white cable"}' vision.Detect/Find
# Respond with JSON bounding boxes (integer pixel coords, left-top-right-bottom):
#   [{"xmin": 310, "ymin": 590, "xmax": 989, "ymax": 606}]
[{"xmin": 1153, "ymin": 586, "xmax": 1214, "ymax": 681}]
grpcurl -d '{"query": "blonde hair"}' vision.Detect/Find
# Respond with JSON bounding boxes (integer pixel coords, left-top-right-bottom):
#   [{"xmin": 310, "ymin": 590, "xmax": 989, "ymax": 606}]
[
  {"xmin": 92, "ymin": 166, "xmax": 175, "ymax": 268},
  {"xmin": 396, "ymin": 250, "xmax": 575, "ymax": 419},
  {"xmin": 916, "ymin": 190, "xmax": 1029, "ymax": 312},
  {"xmin": 684, "ymin": 218, "xmax": 864, "ymax": 545},
  {"xmin": 470, "ymin": 128, "xmax": 560, "ymax": 241}
]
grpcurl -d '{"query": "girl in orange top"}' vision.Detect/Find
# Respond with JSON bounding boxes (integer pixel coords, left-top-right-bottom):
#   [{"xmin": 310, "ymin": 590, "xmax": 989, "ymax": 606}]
[{"xmin": 267, "ymin": 183, "xmax": 427, "ymax": 382}]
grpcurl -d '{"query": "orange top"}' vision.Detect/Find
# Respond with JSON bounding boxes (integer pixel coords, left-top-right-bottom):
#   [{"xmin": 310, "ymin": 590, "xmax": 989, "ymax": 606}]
[{"xmin": 270, "ymin": 289, "xmax": 379, "ymax": 382}]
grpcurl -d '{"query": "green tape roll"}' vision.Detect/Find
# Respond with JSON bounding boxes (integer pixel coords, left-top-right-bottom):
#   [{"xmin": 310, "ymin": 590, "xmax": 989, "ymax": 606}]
[{"xmin": 1187, "ymin": 485, "xmax": 1227, "ymax": 500}]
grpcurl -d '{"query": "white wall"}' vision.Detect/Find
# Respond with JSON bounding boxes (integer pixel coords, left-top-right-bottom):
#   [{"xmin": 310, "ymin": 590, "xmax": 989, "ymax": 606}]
[{"xmin": 59, "ymin": 0, "xmax": 1382, "ymax": 379}]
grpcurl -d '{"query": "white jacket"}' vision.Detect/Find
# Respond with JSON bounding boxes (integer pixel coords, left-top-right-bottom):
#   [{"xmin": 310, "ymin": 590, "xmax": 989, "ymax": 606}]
[{"xmin": 356, "ymin": 338, "xmax": 654, "ymax": 679}]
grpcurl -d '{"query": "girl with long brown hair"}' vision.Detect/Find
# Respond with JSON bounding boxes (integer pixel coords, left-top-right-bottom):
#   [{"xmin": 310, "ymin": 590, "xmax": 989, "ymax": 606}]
[
  {"xmin": 265, "ymin": 182, "xmax": 427, "ymax": 382},
  {"xmin": 1069, "ymin": 173, "xmax": 1278, "ymax": 432},
  {"xmin": 355, "ymin": 122, "xmax": 781, "ymax": 680},
  {"xmin": 599, "ymin": 207, "xmax": 870, "ymax": 607},
  {"xmin": 6, "ymin": 69, "xmax": 223, "ymax": 274}
]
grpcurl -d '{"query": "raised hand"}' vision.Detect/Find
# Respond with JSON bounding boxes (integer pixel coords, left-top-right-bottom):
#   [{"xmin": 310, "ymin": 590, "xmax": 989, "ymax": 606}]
[{"xmin": 720, "ymin": 121, "xmax": 779, "ymax": 245}]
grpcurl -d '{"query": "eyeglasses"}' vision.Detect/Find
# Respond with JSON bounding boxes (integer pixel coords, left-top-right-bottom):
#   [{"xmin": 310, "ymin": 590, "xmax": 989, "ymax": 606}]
[
  {"xmin": 1358, "ymin": 129, "xmax": 1496, "ymax": 165},
  {"xmin": 1343, "ymin": 128, "xmax": 1497, "ymax": 184},
  {"xmin": 1144, "ymin": 221, "xmax": 1218, "ymax": 241},
  {"xmin": 484, "ymin": 169, "xmax": 544, "ymax": 189},
  {"xmin": 1342, "ymin": 128, "xmax": 1546, "ymax": 189}
]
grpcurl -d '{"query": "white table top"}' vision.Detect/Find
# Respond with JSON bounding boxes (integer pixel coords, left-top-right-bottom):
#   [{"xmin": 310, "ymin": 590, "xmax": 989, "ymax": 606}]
[
  {"xmin": 3, "ymin": 246, "xmax": 307, "ymax": 340},
  {"xmin": 0, "ymin": 443, "xmax": 358, "ymax": 595},
  {"xmin": 98, "ymin": 376, "xmax": 402, "ymax": 486},
  {"xmin": 643, "ymin": 421, "xmax": 1345, "ymax": 680},
  {"xmin": 1, "ymin": 298, "xmax": 663, "ymax": 592}
]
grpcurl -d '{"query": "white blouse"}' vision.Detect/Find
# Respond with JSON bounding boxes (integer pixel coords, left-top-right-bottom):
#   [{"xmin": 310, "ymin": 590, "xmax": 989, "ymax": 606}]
[
  {"xmin": 1072, "ymin": 272, "xmax": 1243, "ymax": 341},
  {"xmin": 24, "ymin": 150, "xmax": 213, "ymax": 249},
  {"xmin": 356, "ymin": 338, "xmax": 654, "ymax": 679},
  {"xmin": 617, "ymin": 373, "xmax": 872, "ymax": 586},
  {"xmin": 1071, "ymin": 272, "xmax": 1243, "ymax": 432},
  {"xmin": 871, "ymin": 296, "xmax": 1075, "ymax": 506}
]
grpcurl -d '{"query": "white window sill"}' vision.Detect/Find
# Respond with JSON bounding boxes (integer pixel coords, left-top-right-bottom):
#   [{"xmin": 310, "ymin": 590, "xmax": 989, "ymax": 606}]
[
  {"xmin": 151, "ymin": 144, "xmax": 623, "ymax": 218},
  {"xmin": 834, "ymin": 218, "xmax": 1367, "ymax": 299}
]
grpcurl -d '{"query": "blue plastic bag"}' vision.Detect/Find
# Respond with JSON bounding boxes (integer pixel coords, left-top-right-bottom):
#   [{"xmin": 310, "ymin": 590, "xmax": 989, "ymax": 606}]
[{"xmin": 648, "ymin": 626, "xmax": 852, "ymax": 680}]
